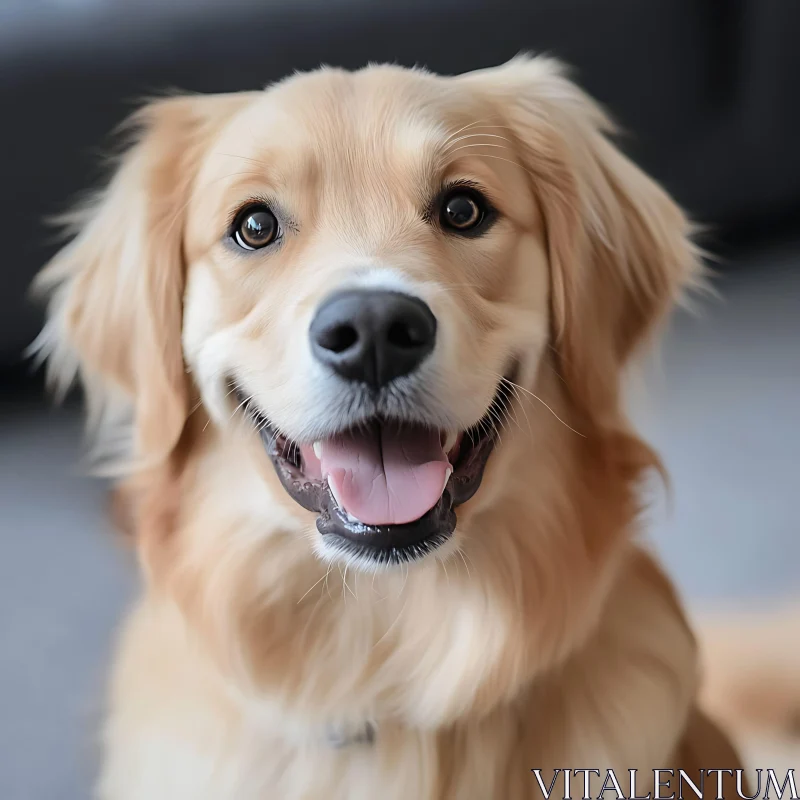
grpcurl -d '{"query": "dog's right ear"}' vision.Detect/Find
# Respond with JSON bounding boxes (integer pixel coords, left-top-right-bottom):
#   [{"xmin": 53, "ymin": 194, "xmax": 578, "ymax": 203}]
[
  {"xmin": 461, "ymin": 56, "xmax": 700, "ymax": 435},
  {"xmin": 32, "ymin": 93, "xmax": 253, "ymax": 469}
]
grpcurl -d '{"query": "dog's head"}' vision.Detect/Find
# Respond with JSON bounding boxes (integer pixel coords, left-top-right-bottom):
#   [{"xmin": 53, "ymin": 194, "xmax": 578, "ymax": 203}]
[{"xmin": 35, "ymin": 58, "xmax": 696, "ymax": 573}]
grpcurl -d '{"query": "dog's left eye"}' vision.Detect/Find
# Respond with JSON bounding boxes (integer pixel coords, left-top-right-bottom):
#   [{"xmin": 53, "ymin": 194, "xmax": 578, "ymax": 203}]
[
  {"xmin": 439, "ymin": 188, "xmax": 488, "ymax": 234},
  {"xmin": 231, "ymin": 204, "xmax": 280, "ymax": 250}
]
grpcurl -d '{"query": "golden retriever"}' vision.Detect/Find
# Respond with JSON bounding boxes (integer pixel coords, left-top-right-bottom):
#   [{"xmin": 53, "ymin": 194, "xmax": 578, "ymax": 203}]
[{"xmin": 33, "ymin": 57, "xmax": 745, "ymax": 799}]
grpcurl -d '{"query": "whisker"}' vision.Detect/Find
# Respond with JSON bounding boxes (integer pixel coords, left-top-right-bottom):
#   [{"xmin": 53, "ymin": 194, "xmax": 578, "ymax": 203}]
[
  {"xmin": 373, "ymin": 595, "xmax": 408, "ymax": 650},
  {"xmin": 491, "ymin": 383, "xmax": 521, "ymax": 434},
  {"xmin": 492, "ymin": 399, "xmax": 518, "ymax": 439},
  {"xmin": 442, "ymin": 118, "xmax": 499, "ymax": 145},
  {"xmin": 456, "ymin": 548, "xmax": 472, "ymax": 580},
  {"xmin": 444, "ymin": 142, "xmax": 513, "ymax": 156},
  {"xmin": 508, "ymin": 383, "xmax": 533, "ymax": 437},
  {"xmin": 342, "ymin": 564, "xmax": 357, "ymax": 602},
  {"xmin": 442, "ymin": 120, "xmax": 516, "ymax": 145},
  {"xmin": 445, "ymin": 152, "xmax": 536, "ymax": 179},
  {"xmin": 299, "ymin": 586, "xmax": 326, "ymax": 650},
  {"xmin": 215, "ymin": 152, "xmax": 270, "ymax": 169},
  {"xmin": 493, "ymin": 373, "xmax": 586, "ymax": 438},
  {"xmin": 486, "ymin": 401, "xmax": 504, "ymax": 430},
  {"xmin": 500, "ymin": 400, "xmax": 522, "ymax": 435},
  {"xmin": 323, "ymin": 563, "xmax": 333, "ymax": 601},
  {"xmin": 297, "ymin": 570, "xmax": 329, "ymax": 605},
  {"xmin": 443, "ymin": 133, "xmax": 514, "ymax": 151},
  {"xmin": 229, "ymin": 394, "xmax": 251, "ymax": 421},
  {"xmin": 462, "ymin": 549, "xmax": 476, "ymax": 577},
  {"xmin": 187, "ymin": 398, "xmax": 204, "ymax": 417}
]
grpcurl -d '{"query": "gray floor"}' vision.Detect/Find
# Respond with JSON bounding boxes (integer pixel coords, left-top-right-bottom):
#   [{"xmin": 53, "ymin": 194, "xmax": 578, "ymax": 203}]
[
  {"xmin": 0, "ymin": 407, "xmax": 137, "ymax": 799},
  {"xmin": 638, "ymin": 240, "xmax": 800, "ymax": 604},
  {"xmin": 1, "ymin": 241, "xmax": 798, "ymax": 798}
]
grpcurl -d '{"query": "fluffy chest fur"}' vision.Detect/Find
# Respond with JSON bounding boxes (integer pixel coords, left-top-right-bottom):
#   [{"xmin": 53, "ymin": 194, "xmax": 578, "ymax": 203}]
[{"xmin": 101, "ymin": 546, "xmax": 697, "ymax": 800}]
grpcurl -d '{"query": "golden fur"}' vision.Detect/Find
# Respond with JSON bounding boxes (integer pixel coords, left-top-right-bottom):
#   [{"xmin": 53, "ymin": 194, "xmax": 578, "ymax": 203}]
[{"xmin": 34, "ymin": 57, "xmax": 743, "ymax": 798}]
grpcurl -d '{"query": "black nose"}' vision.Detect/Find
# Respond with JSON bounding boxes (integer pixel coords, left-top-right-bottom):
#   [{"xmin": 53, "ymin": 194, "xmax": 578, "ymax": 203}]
[{"xmin": 309, "ymin": 289, "xmax": 437, "ymax": 388}]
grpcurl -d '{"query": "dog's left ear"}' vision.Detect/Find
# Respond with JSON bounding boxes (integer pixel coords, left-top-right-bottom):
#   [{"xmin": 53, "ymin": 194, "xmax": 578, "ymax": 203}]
[
  {"xmin": 33, "ymin": 93, "xmax": 252, "ymax": 467},
  {"xmin": 462, "ymin": 56, "xmax": 701, "ymax": 429}
]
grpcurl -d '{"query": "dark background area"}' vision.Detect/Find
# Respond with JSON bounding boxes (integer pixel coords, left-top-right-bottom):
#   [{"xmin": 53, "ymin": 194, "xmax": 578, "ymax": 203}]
[
  {"xmin": 1, "ymin": 1, "xmax": 798, "ymax": 797},
  {"xmin": 2, "ymin": 0, "xmax": 800, "ymax": 368}
]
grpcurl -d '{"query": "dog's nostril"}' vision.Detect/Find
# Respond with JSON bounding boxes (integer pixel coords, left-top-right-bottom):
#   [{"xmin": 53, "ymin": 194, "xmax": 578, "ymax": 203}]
[
  {"xmin": 387, "ymin": 320, "xmax": 424, "ymax": 349},
  {"xmin": 309, "ymin": 289, "xmax": 436, "ymax": 388},
  {"xmin": 318, "ymin": 324, "xmax": 359, "ymax": 354}
]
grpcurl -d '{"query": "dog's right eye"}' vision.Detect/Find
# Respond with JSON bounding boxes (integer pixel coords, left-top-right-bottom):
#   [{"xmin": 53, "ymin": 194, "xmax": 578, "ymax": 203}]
[{"xmin": 231, "ymin": 204, "xmax": 280, "ymax": 250}]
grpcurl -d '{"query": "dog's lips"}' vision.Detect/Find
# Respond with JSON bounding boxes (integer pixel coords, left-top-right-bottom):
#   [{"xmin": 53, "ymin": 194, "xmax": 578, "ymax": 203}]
[{"xmin": 240, "ymin": 373, "xmax": 514, "ymax": 564}]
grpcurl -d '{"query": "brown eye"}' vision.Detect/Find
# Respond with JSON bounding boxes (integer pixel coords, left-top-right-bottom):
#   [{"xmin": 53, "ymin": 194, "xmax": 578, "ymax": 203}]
[
  {"xmin": 440, "ymin": 190, "xmax": 485, "ymax": 232},
  {"xmin": 232, "ymin": 204, "xmax": 280, "ymax": 250}
]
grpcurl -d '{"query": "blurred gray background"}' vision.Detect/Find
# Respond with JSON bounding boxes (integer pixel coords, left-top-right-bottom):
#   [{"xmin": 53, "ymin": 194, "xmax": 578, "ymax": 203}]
[{"xmin": 1, "ymin": 1, "xmax": 798, "ymax": 797}]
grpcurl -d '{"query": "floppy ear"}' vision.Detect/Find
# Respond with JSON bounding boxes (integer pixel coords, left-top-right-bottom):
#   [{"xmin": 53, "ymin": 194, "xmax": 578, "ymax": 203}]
[
  {"xmin": 464, "ymin": 56, "xmax": 700, "ymax": 430},
  {"xmin": 33, "ymin": 93, "xmax": 249, "ymax": 468}
]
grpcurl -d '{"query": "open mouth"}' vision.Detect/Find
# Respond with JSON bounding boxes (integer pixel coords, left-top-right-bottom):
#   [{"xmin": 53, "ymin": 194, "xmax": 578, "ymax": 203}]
[{"xmin": 236, "ymin": 372, "xmax": 514, "ymax": 566}]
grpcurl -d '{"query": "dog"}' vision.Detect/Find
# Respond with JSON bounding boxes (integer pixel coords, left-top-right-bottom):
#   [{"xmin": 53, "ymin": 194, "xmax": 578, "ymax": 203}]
[{"xmin": 33, "ymin": 57, "xmax": 745, "ymax": 799}]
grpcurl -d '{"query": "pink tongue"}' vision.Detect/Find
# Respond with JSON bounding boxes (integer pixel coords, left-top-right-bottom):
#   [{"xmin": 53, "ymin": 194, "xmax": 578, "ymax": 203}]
[{"xmin": 319, "ymin": 424, "xmax": 450, "ymax": 526}]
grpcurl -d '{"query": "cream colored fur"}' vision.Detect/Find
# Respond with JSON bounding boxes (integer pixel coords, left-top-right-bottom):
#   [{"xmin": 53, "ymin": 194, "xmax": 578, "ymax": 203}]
[{"xmin": 33, "ymin": 57, "xmax": 743, "ymax": 799}]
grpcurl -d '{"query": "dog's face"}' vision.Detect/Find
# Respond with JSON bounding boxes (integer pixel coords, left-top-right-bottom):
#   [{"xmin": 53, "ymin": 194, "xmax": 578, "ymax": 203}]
[
  {"xmin": 37, "ymin": 58, "xmax": 695, "ymax": 573},
  {"xmin": 180, "ymin": 67, "xmax": 550, "ymax": 566}
]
